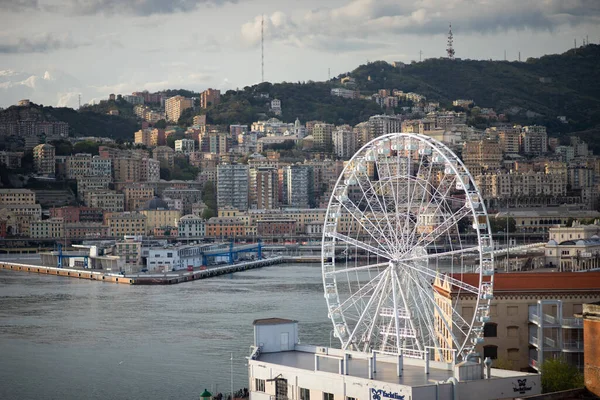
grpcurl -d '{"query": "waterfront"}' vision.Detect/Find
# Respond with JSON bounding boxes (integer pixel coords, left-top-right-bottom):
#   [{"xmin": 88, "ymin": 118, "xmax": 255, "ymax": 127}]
[{"xmin": 0, "ymin": 263, "xmax": 330, "ymax": 400}]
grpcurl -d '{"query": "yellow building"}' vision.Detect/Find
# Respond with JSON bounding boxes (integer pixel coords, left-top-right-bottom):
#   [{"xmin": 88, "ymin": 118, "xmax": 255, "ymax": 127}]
[
  {"xmin": 33, "ymin": 144, "xmax": 56, "ymax": 176},
  {"xmin": 0, "ymin": 189, "xmax": 36, "ymax": 205},
  {"xmin": 30, "ymin": 218, "xmax": 64, "ymax": 239},
  {"xmin": 85, "ymin": 191, "xmax": 125, "ymax": 212},
  {"xmin": 165, "ymin": 95, "xmax": 193, "ymax": 122},
  {"xmin": 105, "ymin": 212, "xmax": 147, "ymax": 238},
  {"xmin": 123, "ymin": 184, "xmax": 155, "ymax": 211},
  {"xmin": 134, "ymin": 129, "xmax": 152, "ymax": 147}
]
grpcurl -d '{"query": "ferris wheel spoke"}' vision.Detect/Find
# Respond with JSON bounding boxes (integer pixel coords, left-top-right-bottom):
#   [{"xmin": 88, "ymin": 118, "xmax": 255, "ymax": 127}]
[
  {"xmin": 398, "ymin": 245, "xmax": 481, "ymax": 264},
  {"xmin": 354, "ymin": 176, "xmax": 400, "ymax": 254},
  {"xmin": 325, "ymin": 261, "xmax": 389, "ymax": 276},
  {"xmin": 399, "ymin": 261, "xmax": 480, "ymax": 295},
  {"xmin": 338, "ymin": 199, "xmax": 396, "ymax": 254},
  {"xmin": 412, "ymin": 204, "xmax": 472, "ymax": 250},
  {"xmin": 401, "ymin": 269, "xmax": 462, "ymax": 359},
  {"xmin": 327, "ymin": 231, "xmax": 392, "ymax": 260},
  {"xmin": 344, "ymin": 269, "xmax": 390, "ymax": 350},
  {"xmin": 332, "ymin": 268, "xmax": 389, "ymax": 314}
]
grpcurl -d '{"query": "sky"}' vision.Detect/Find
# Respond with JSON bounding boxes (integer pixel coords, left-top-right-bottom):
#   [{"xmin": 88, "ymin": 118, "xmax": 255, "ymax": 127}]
[{"xmin": 0, "ymin": 0, "xmax": 599, "ymax": 109}]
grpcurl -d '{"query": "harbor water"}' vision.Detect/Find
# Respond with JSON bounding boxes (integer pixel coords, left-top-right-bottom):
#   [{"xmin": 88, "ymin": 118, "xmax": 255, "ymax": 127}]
[{"xmin": 0, "ymin": 263, "xmax": 330, "ymax": 400}]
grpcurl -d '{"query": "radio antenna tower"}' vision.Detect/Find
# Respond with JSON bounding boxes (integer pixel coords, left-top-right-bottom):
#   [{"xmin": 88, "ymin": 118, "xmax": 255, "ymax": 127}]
[
  {"xmin": 446, "ymin": 23, "xmax": 455, "ymax": 59},
  {"xmin": 261, "ymin": 15, "xmax": 265, "ymax": 83}
]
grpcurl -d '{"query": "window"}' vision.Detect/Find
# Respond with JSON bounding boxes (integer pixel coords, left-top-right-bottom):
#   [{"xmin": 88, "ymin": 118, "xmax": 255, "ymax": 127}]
[
  {"xmin": 483, "ymin": 323, "xmax": 497, "ymax": 337},
  {"xmin": 507, "ymin": 326, "xmax": 519, "ymax": 338},
  {"xmin": 507, "ymin": 348, "xmax": 520, "ymax": 361},
  {"xmin": 483, "ymin": 345, "xmax": 498, "ymax": 360},
  {"xmin": 167, "ymin": 253, "xmax": 173, "ymax": 258},
  {"xmin": 300, "ymin": 388, "xmax": 310, "ymax": 400},
  {"xmin": 255, "ymin": 379, "xmax": 265, "ymax": 392},
  {"xmin": 489, "ymin": 305, "xmax": 498, "ymax": 317},
  {"xmin": 347, "ymin": 397, "xmax": 357, "ymax": 400},
  {"xmin": 507, "ymin": 306, "xmax": 518, "ymax": 316},
  {"xmin": 323, "ymin": 393, "xmax": 334, "ymax": 400}
]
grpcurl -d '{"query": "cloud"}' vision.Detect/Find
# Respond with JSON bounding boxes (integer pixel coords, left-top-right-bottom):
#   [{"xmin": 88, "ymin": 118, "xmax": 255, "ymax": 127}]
[
  {"xmin": 240, "ymin": 0, "xmax": 600, "ymax": 52},
  {"xmin": 0, "ymin": 33, "xmax": 90, "ymax": 54},
  {"xmin": 1, "ymin": 0, "xmax": 242, "ymax": 16}
]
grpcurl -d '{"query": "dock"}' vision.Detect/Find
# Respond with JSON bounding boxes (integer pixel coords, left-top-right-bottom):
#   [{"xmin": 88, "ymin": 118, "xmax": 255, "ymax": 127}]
[{"xmin": 0, "ymin": 257, "xmax": 288, "ymax": 285}]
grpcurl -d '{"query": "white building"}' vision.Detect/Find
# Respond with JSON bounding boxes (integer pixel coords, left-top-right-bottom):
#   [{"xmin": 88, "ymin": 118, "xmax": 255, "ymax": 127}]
[
  {"xmin": 248, "ymin": 319, "xmax": 541, "ymax": 400},
  {"xmin": 332, "ymin": 127, "xmax": 357, "ymax": 159},
  {"xmin": 178, "ymin": 214, "xmax": 205, "ymax": 238},
  {"xmin": 145, "ymin": 243, "xmax": 221, "ymax": 271},
  {"xmin": 90, "ymin": 156, "xmax": 112, "ymax": 177},
  {"xmin": 175, "ymin": 139, "xmax": 195, "ymax": 155},
  {"xmin": 271, "ymin": 99, "xmax": 282, "ymax": 116},
  {"xmin": 141, "ymin": 158, "xmax": 160, "ymax": 182}
]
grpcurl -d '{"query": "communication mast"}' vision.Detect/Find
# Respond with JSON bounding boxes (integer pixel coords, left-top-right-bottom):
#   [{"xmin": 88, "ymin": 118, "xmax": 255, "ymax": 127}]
[
  {"xmin": 261, "ymin": 15, "xmax": 265, "ymax": 83},
  {"xmin": 446, "ymin": 23, "xmax": 455, "ymax": 59}
]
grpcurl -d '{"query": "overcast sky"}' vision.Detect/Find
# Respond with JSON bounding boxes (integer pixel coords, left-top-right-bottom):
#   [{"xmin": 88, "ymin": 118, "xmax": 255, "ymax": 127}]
[{"xmin": 0, "ymin": 0, "xmax": 599, "ymax": 109}]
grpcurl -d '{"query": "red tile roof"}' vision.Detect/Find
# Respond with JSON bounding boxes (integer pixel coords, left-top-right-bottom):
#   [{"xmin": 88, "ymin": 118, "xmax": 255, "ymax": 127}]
[{"xmin": 448, "ymin": 272, "xmax": 600, "ymax": 293}]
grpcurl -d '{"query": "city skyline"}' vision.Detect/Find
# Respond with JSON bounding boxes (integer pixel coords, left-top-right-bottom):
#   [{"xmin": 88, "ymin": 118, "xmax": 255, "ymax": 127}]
[{"xmin": 0, "ymin": 0, "xmax": 599, "ymax": 108}]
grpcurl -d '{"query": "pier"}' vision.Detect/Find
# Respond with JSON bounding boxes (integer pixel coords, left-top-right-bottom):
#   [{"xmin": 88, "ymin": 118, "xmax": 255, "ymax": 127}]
[{"xmin": 0, "ymin": 256, "xmax": 288, "ymax": 285}]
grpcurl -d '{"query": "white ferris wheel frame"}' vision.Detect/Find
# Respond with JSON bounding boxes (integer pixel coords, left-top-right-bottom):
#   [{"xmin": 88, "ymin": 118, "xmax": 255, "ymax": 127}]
[{"xmin": 321, "ymin": 132, "xmax": 495, "ymax": 363}]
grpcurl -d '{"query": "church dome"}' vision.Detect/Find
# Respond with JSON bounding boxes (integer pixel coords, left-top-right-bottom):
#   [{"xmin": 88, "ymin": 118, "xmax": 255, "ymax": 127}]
[{"xmin": 142, "ymin": 196, "xmax": 169, "ymax": 211}]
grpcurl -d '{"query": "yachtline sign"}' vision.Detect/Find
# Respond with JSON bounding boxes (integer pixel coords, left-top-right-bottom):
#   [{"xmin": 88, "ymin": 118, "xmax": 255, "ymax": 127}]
[{"xmin": 370, "ymin": 388, "xmax": 405, "ymax": 400}]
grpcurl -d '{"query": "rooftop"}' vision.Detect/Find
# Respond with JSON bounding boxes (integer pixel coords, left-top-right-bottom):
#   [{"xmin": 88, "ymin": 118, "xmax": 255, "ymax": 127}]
[{"xmin": 253, "ymin": 318, "xmax": 297, "ymax": 326}]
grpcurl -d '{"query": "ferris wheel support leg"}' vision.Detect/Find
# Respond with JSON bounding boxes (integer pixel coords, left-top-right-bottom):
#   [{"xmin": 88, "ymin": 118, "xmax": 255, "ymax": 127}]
[
  {"xmin": 424, "ymin": 348, "xmax": 430, "ymax": 375},
  {"xmin": 372, "ymin": 350, "xmax": 377, "ymax": 373},
  {"xmin": 397, "ymin": 354, "xmax": 403, "ymax": 377}
]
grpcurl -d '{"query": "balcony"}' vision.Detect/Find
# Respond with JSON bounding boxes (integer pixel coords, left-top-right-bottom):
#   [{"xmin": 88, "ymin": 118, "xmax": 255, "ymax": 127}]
[
  {"xmin": 529, "ymin": 334, "xmax": 539, "ymax": 347},
  {"xmin": 562, "ymin": 341, "xmax": 584, "ymax": 352},
  {"xmin": 561, "ymin": 318, "xmax": 583, "ymax": 328},
  {"xmin": 529, "ymin": 312, "xmax": 559, "ymax": 326}
]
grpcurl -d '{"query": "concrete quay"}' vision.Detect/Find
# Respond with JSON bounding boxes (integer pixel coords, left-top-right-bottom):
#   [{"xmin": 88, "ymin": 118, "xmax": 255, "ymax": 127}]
[{"xmin": 0, "ymin": 256, "xmax": 290, "ymax": 285}]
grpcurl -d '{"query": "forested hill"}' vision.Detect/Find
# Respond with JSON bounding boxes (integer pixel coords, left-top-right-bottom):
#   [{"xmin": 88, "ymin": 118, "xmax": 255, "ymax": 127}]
[{"xmin": 349, "ymin": 44, "xmax": 600, "ymax": 131}]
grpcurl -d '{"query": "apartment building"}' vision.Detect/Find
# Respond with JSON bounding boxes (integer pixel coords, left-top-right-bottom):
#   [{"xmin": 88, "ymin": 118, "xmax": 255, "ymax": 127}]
[
  {"xmin": 205, "ymin": 217, "xmax": 245, "ymax": 238},
  {"xmin": 105, "ymin": 212, "xmax": 147, "ymax": 238},
  {"xmin": 521, "ymin": 126, "xmax": 548, "ymax": 155},
  {"xmin": 30, "ymin": 218, "xmax": 64, "ymax": 239},
  {"xmin": 64, "ymin": 223, "xmax": 108, "ymax": 240},
  {"xmin": 369, "ymin": 114, "xmax": 402, "ymax": 139},
  {"xmin": 139, "ymin": 208, "xmax": 181, "ymax": 235},
  {"xmin": 282, "ymin": 165, "xmax": 314, "ymax": 208},
  {"xmin": 0, "ymin": 204, "xmax": 42, "ymax": 236},
  {"xmin": 90, "ymin": 156, "xmax": 112, "ymax": 177},
  {"xmin": 33, "ymin": 143, "xmax": 55, "ymax": 176},
  {"xmin": 162, "ymin": 188, "xmax": 202, "ymax": 214},
  {"xmin": 153, "ymin": 146, "xmax": 175, "ymax": 168},
  {"xmin": 249, "ymin": 166, "xmax": 278, "ymax": 210},
  {"xmin": 141, "ymin": 158, "xmax": 160, "ymax": 182},
  {"xmin": 115, "ymin": 236, "xmax": 143, "ymax": 266},
  {"xmin": 217, "ymin": 164, "xmax": 249, "ymax": 211},
  {"xmin": 134, "ymin": 128, "xmax": 152, "ymax": 147},
  {"xmin": 434, "ymin": 272, "xmax": 600, "ymax": 371},
  {"xmin": 178, "ymin": 214, "xmax": 205, "ymax": 238},
  {"xmin": 200, "ymin": 88, "xmax": 220, "ymax": 109},
  {"xmin": 113, "ymin": 157, "xmax": 142, "ymax": 182},
  {"xmin": 0, "ymin": 189, "xmax": 36, "ymax": 205},
  {"xmin": 462, "ymin": 140, "xmax": 503, "ymax": 175},
  {"xmin": 165, "ymin": 95, "xmax": 193, "ymax": 122},
  {"xmin": 332, "ymin": 127, "xmax": 357, "ymax": 159},
  {"xmin": 123, "ymin": 185, "xmax": 155, "ymax": 211},
  {"xmin": 312, "ymin": 123, "xmax": 334, "ymax": 151},
  {"xmin": 66, "ymin": 153, "xmax": 92, "ymax": 180},
  {"xmin": 50, "ymin": 206, "xmax": 103, "ymax": 223},
  {"xmin": 175, "ymin": 138, "xmax": 195, "ymax": 154},
  {"xmin": 85, "ymin": 191, "xmax": 125, "ymax": 212}
]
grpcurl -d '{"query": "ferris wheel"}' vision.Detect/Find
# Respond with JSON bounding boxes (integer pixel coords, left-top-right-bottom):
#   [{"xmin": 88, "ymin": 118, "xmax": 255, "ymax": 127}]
[{"xmin": 322, "ymin": 132, "xmax": 494, "ymax": 363}]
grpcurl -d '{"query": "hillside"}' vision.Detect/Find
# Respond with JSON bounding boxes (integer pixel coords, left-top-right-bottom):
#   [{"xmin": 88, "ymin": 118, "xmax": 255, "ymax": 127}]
[
  {"xmin": 0, "ymin": 102, "xmax": 140, "ymax": 140},
  {"xmin": 349, "ymin": 45, "xmax": 600, "ymax": 132}
]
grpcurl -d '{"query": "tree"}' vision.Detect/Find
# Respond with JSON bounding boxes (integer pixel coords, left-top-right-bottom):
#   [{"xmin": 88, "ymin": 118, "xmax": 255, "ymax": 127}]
[
  {"xmin": 155, "ymin": 119, "xmax": 167, "ymax": 129},
  {"xmin": 540, "ymin": 357, "xmax": 584, "ymax": 393}
]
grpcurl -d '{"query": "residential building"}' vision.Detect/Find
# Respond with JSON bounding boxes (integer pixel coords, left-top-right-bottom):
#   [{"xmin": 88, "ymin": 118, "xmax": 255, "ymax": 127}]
[
  {"xmin": 150, "ymin": 128, "xmax": 166, "ymax": 147},
  {"xmin": 462, "ymin": 140, "xmax": 503, "ymax": 175},
  {"xmin": 115, "ymin": 236, "xmax": 143, "ymax": 266},
  {"xmin": 113, "ymin": 157, "xmax": 142, "ymax": 182},
  {"xmin": 30, "ymin": 218, "xmax": 64, "ymax": 239},
  {"xmin": 165, "ymin": 95, "xmax": 193, "ymax": 122},
  {"xmin": 330, "ymin": 88, "xmax": 358, "ymax": 99},
  {"xmin": 139, "ymin": 200, "xmax": 181, "ymax": 235},
  {"xmin": 85, "ymin": 191, "xmax": 125, "ymax": 212},
  {"xmin": 498, "ymin": 131, "xmax": 521, "ymax": 154},
  {"xmin": 90, "ymin": 156, "xmax": 112, "ymax": 177},
  {"xmin": 205, "ymin": 217, "xmax": 245, "ymax": 238},
  {"xmin": 0, "ymin": 203, "xmax": 42, "ymax": 236},
  {"xmin": 270, "ymin": 99, "xmax": 281, "ymax": 115},
  {"xmin": 123, "ymin": 184, "xmax": 155, "ymax": 211},
  {"xmin": 162, "ymin": 188, "xmax": 202, "ymax": 214},
  {"xmin": 312, "ymin": 123, "xmax": 334, "ymax": 151},
  {"xmin": 217, "ymin": 164, "xmax": 249, "ymax": 211},
  {"xmin": 369, "ymin": 114, "xmax": 402, "ymax": 139},
  {"xmin": 453, "ymin": 99, "xmax": 474, "ymax": 107},
  {"xmin": 0, "ymin": 151, "xmax": 23, "ymax": 169},
  {"xmin": 153, "ymin": 146, "xmax": 175, "ymax": 168},
  {"xmin": 433, "ymin": 272, "xmax": 600, "ymax": 371},
  {"xmin": 256, "ymin": 219, "xmax": 296, "ymax": 237},
  {"xmin": 134, "ymin": 128, "xmax": 152, "ymax": 146},
  {"xmin": 332, "ymin": 127, "xmax": 357, "ymax": 159},
  {"xmin": 200, "ymin": 88, "xmax": 220, "ymax": 109},
  {"xmin": 66, "ymin": 153, "xmax": 92, "ymax": 180},
  {"xmin": 178, "ymin": 214, "xmax": 205, "ymax": 238},
  {"xmin": 105, "ymin": 212, "xmax": 147, "ymax": 238},
  {"xmin": 249, "ymin": 167, "xmax": 278, "ymax": 210},
  {"xmin": 141, "ymin": 157, "xmax": 160, "ymax": 182},
  {"xmin": 200, "ymin": 131, "xmax": 231, "ymax": 154},
  {"xmin": 0, "ymin": 189, "xmax": 36, "ymax": 205},
  {"xmin": 64, "ymin": 223, "xmax": 108, "ymax": 240},
  {"xmin": 282, "ymin": 165, "xmax": 314, "ymax": 208},
  {"xmin": 521, "ymin": 126, "xmax": 548, "ymax": 155},
  {"xmin": 50, "ymin": 206, "xmax": 103, "ymax": 223},
  {"xmin": 175, "ymin": 138, "xmax": 195, "ymax": 154},
  {"xmin": 77, "ymin": 176, "xmax": 111, "ymax": 199},
  {"xmin": 33, "ymin": 143, "xmax": 55, "ymax": 176}
]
